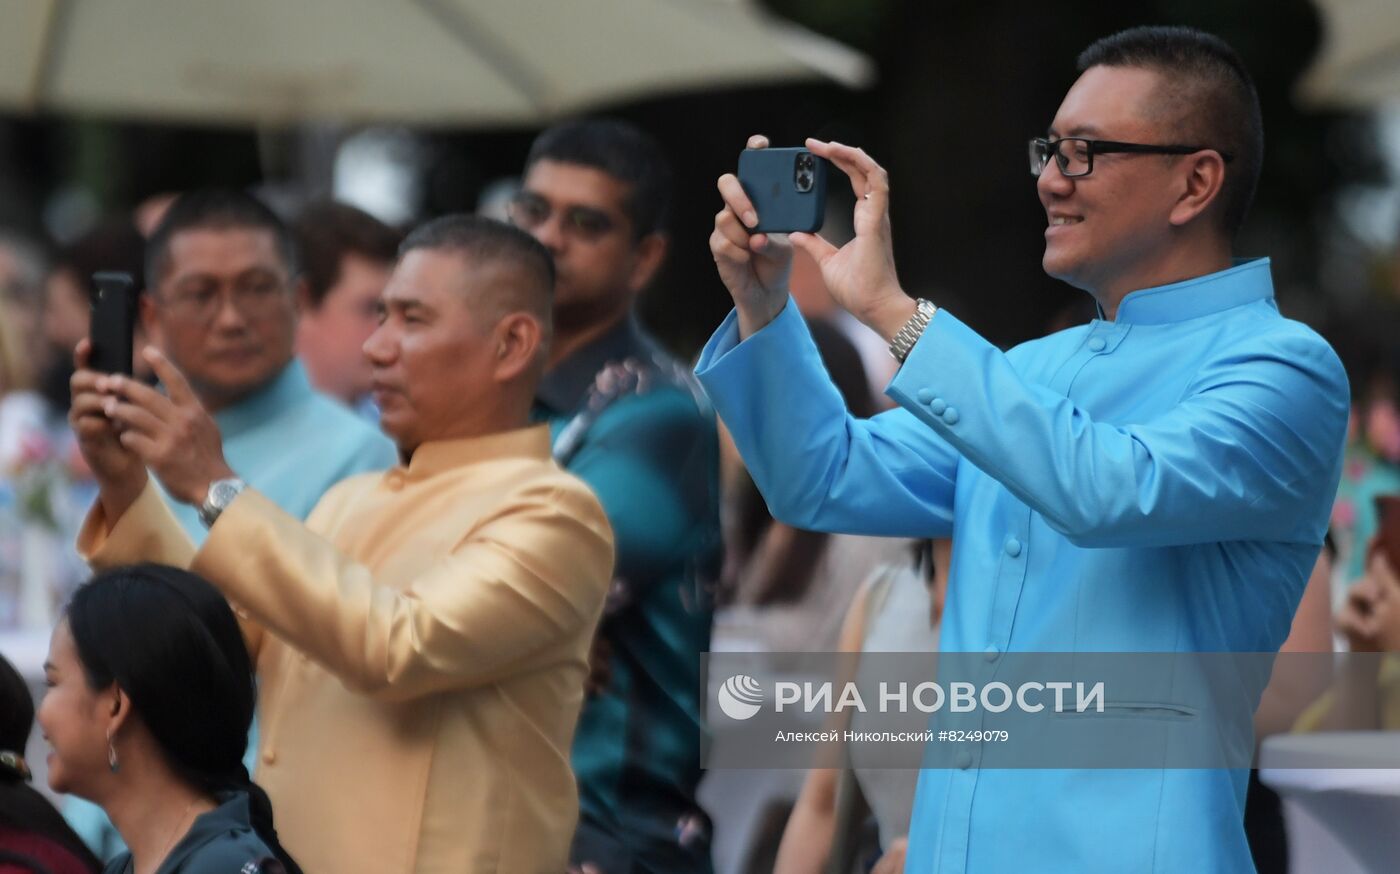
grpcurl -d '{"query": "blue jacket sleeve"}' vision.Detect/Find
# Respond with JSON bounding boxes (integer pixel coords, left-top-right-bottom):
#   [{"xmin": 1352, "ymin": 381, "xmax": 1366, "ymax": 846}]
[
  {"xmin": 887, "ymin": 309, "xmax": 1349, "ymax": 548},
  {"xmin": 695, "ymin": 301, "xmax": 958, "ymax": 538}
]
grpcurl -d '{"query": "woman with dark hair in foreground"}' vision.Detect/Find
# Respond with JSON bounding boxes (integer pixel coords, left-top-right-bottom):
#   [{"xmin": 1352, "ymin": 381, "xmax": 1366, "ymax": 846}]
[
  {"xmin": 1, "ymin": 653, "xmax": 101, "ymax": 874},
  {"xmin": 36, "ymin": 564, "xmax": 299, "ymax": 874}
]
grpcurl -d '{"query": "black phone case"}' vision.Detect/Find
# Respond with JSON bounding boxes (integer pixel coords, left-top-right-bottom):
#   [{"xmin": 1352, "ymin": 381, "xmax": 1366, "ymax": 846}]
[
  {"xmin": 738, "ymin": 148, "xmax": 828, "ymax": 234},
  {"xmin": 89, "ymin": 271, "xmax": 137, "ymax": 376}
]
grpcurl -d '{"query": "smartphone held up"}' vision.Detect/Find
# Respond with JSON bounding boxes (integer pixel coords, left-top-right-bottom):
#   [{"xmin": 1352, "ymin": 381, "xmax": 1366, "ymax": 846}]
[
  {"xmin": 88, "ymin": 271, "xmax": 138, "ymax": 376},
  {"xmin": 737, "ymin": 147, "xmax": 828, "ymax": 234}
]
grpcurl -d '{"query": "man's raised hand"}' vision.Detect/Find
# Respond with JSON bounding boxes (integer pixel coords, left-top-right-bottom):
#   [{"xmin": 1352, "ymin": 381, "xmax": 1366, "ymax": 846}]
[
  {"xmin": 98, "ymin": 346, "xmax": 237, "ymax": 508},
  {"xmin": 793, "ymin": 138, "xmax": 915, "ymax": 343},
  {"xmin": 712, "ymin": 135, "xmax": 794, "ymax": 338},
  {"xmin": 69, "ymin": 338, "xmax": 148, "ymax": 523}
]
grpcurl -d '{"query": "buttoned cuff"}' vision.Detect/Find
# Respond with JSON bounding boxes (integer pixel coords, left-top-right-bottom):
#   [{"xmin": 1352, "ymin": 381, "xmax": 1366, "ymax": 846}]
[{"xmin": 885, "ymin": 307, "xmax": 985, "ymax": 438}]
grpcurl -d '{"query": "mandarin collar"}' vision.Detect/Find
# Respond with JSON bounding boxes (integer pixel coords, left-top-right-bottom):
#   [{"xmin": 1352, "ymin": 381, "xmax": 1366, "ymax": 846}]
[
  {"xmin": 212, "ymin": 359, "xmax": 315, "ymax": 439},
  {"xmin": 535, "ymin": 315, "xmax": 652, "ymax": 414},
  {"xmin": 396, "ymin": 424, "xmax": 552, "ymax": 480},
  {"xmin": 1096, "ymin": 257, "xmax": 1275, "ymax": 325}
]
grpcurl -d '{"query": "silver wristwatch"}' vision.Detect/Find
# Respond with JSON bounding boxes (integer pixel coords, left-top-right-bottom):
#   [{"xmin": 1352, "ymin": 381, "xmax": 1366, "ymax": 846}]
[
  {"xmin": 198, "ymin": 477, "xmax": 247, "ymax": 529},
  {"xmin": 888, "ymin": 299, "xmax": 938, "ymax": 363}
]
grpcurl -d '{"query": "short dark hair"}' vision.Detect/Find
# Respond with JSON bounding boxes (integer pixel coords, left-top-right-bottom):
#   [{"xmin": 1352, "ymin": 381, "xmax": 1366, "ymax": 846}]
[
  {"xmin": 67, "ymin": 564, "xmax": 302, "ymax": 874},
  {"xmin": 399, "ymin": 214, "xmax": 555, "ymax": 332},
  {"xmin": 525, "ymin": 118, "xmax": 673, "ymax": 237},
  {"xmin": 1077, "ymin": 26, "xmax": 1264, "ymax": 239},
  {"xmin": 145, "ymin": 189, "xmax": 297, "ymax": 287},
  {"xmin": 53, "ymin": 218, "xmax": 147, "ymax": 292},
  {"xmin": 401, "ymin": 214, "xmax": 555, "ymax": 296},
  {"xmin": 292, "ymin": 201, "xmax": 403, "ymax": 308}
]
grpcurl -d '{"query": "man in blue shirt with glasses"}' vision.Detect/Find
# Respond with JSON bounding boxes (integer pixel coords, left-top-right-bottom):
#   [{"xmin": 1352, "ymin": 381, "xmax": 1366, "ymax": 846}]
[{"xmin": 697, "ymin": 26, "xmax": 1348, "ymax": 874}]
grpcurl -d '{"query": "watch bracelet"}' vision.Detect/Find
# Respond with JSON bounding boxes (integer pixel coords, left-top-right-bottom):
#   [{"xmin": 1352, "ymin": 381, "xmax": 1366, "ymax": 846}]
[{"xmin": 889, "ymin": 299, "xmax": 936, "ymax": 362}]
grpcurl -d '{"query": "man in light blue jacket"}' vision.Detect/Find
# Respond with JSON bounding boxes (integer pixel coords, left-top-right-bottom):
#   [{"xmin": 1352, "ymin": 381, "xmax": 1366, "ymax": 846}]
[{"xmin": 697, "ymin": 26, "xmax": 1348, "ymax": 874}]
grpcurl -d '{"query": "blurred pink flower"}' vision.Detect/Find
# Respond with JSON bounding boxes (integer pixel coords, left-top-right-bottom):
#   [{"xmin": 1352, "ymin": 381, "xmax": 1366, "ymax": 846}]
[{"xmin": 15, "ymin": 430, "xmax": 53, "ymax": 468}]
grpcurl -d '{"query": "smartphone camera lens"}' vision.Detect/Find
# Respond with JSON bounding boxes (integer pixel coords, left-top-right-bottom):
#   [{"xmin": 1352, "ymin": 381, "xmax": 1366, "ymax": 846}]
[{"xmin": 794, "ymin": 152, "xmax": 816, "ymax": 193}]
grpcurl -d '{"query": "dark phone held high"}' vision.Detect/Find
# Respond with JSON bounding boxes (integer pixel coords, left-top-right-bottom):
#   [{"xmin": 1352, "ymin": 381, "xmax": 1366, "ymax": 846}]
[
  {"xmin": 89, "ymin": 271, "xmax": 138, "ymax": 376},
  {"xmin": 737, "ymin": 148, "xmax": 828, "ymax": 234}
]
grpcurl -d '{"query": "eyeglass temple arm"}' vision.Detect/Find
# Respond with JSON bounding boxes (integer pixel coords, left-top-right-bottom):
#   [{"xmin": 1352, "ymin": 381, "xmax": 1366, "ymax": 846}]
[{"xmin": 1090, "ymin": 140, "xmax": 1234, "ymax": 163}]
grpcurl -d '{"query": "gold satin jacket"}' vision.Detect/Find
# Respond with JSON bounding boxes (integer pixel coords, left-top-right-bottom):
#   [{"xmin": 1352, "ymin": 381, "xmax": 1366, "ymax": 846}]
[{"xmin": 79, "ymin": 425, "xmax": 614, "ymax": 873}]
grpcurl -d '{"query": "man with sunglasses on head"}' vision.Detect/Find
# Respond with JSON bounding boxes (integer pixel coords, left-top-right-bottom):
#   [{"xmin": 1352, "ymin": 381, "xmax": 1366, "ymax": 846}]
[
  {"xmin": 697, "ymin": 26, "xmax": 1348, "ymax": 874},
  {"xmin": 510, "ymin": 119, "xmax": 721, "ymax": 874}
]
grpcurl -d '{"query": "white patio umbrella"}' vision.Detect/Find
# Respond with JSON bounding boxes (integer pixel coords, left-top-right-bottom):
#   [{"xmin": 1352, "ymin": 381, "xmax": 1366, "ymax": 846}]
[
  {"xmin": 1298, "ymin": 0, "xmax": 1400, "ymax": 108},
  {"xmin": 0, "ymin": 0, "xmax": 873, "ymax": 126}
]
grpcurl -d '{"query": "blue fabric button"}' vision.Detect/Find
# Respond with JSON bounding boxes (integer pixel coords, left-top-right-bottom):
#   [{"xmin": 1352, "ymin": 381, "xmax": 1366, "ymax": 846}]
[
  {"xmin": 1088, "ymin": 337, "xmax": 1107, "ymax": 352},
  {"xmin": 984, "ymin": 644, "xmax": 999, "ymax": 662},
  {"xmin": 942, "ymin": 407, "xmax": 960, "ymax": 425},
  {"xmin": 956, "ymin": 751, "xmax": 973, "ymax": 770},
  {"xmin": 917, "ymin": 388, "xmax": 935, "ymax": 404},
  {"xmin": 929, "ymin": 398, "xmax": 947, "ymax": 415},
  {"xmin": 1004, "ymin": 537, "xmax": 1022, "ymax": 557}
]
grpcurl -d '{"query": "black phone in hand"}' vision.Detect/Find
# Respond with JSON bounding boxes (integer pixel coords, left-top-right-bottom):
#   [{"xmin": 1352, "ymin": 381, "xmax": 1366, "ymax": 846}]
[{"xmin": 88, "ymin": 271, "xmax": 137, "ymax": 375}]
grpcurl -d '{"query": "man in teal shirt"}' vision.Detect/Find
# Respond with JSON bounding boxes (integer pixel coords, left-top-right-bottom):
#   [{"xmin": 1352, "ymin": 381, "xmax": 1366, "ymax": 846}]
[
  {"xmin": 698, "ymin": 27, "xmax": 1348, "ymax": 874},
  {"xmin": 65, "ymin": 190, "xmax": 395, "ymax": 857},
  {"xmin": 513, "ymin": 120, "xmax": 721, "ymax": 874}
]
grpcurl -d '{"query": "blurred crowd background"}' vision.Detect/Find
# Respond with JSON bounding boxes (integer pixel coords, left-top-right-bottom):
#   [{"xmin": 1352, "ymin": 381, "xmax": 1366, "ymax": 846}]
[{"xmin": 0, "ymin": 0, "xmax": 1397, "ymax": 357}]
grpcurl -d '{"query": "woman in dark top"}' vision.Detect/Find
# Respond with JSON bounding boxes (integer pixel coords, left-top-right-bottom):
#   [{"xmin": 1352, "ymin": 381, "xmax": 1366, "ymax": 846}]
[
  {"xmin": 34, "ymin": 564, "xmax": 299, "ymax": 874},
  {"xmin": 1, "ymin": 653, "xmax": 101, "ymax": 874}
]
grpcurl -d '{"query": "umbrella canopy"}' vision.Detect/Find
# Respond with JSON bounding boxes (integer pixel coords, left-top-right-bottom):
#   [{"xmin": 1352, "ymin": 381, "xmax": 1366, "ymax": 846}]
[
  {"xmin": 0, "ymin": 0, "xmax": 873, "ymax": 126},
  {"xmin": 1298, "ymin": 0, "xmax": 1400, "ymax": 108}
]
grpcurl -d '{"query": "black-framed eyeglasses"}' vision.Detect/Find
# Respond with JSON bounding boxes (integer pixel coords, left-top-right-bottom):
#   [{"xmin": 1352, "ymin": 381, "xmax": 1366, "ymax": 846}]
[
  {"xmin": 1028, "ymin": 137, "xmax": 1234, "ymax": 178},
  {"xmin": 161, "ymin": 274, "xmax": 291, "ymax": 325},
  {"xmin": 507, "ymin": 191, "xmax": 620, "ymax": 242}
]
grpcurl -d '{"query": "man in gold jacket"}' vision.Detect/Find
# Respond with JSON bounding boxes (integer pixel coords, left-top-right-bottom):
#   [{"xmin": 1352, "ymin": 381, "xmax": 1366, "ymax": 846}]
[{"xmin": 68, "ymin": 215, "xmax": 615, "ymax": 873}]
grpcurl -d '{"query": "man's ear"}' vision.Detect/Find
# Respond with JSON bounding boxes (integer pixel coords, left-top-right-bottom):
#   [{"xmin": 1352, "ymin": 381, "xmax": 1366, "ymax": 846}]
[
  {"xmin": 492, "ymin": 312, "xmax": 545, "ymax": 382},
  {"xmin": 1168, "ymin": 151, "xmax": 1227, "ymax": 229},
  {"xmin": 626, "ymin": 232, "xmax": 669, "ymax": 294}
]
